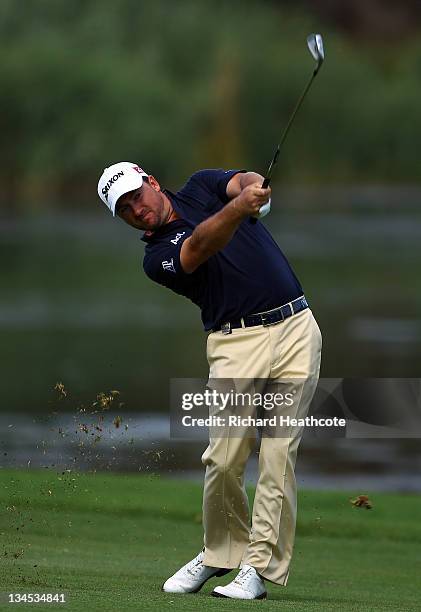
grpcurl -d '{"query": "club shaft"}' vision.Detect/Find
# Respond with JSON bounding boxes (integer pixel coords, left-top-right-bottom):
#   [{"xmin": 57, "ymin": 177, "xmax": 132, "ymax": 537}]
[{"xmin": 262, "ymin": 67, "xmax": 318, "ymax": 189}]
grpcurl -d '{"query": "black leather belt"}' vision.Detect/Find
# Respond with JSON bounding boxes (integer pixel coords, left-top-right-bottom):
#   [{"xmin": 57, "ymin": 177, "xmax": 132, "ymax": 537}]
[{"xmin": 217, "ymin": 296, "xmax": 308, "ymax": 335}]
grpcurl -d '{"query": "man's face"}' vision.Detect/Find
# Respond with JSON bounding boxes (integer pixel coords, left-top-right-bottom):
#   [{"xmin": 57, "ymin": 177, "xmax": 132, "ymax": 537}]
[{"xmin": 115, "ymin": 176, "xmax": 167, "ymax": 231}]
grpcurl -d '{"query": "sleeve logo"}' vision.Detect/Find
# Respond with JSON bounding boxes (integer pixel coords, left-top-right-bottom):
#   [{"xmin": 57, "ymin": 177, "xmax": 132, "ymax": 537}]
[{"xmin": 162, "ymin": 258, "xmax": 176, "ymax": 273}]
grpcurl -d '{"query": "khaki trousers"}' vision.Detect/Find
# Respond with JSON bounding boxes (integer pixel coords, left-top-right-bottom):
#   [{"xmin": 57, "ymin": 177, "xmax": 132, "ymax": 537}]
[{"xmin": 201, "ymin": 308, "xmax": 322, "ymax": 585}]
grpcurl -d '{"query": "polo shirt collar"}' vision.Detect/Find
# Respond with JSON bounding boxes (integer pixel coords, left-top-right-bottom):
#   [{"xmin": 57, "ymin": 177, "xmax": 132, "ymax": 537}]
[{"xmin": 141, "ymin": 189, "xmax": 192, "ymax": 243}]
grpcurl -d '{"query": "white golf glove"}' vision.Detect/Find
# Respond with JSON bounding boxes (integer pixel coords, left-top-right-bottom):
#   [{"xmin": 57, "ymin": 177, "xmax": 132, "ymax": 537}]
[{"xmin": 255, "ymin": 197, "xmax": 271, "ymax": 219}]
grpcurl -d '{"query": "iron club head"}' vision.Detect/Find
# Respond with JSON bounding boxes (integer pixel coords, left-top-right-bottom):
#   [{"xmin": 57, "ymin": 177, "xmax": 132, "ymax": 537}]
[
  {"xmin": 251, "ymin": 32, "xmax": 327, "ymax": 223},
  {"xmin": 307, "ymin": 33, "xmax": 324, "ymax": 73}
]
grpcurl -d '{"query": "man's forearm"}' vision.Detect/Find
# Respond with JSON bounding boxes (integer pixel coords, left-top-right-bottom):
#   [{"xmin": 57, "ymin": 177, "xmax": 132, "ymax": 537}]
[
  {"xmin": 180, "ymin": 181, "xmax": 271, "ymax": 273},
  {"xmin": 187, "ymin": 199, "xmax": 245, "ymax": 260},
  {"xmin": 238, "ymin": 172, "xmax": 264, "ymax": 190}
]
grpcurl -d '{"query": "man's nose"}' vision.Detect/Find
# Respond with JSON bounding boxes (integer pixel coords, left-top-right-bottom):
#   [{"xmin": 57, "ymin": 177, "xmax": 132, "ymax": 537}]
[{"xmin": 131, "ymin": 201, "xmax": 143, "ymax": 217}]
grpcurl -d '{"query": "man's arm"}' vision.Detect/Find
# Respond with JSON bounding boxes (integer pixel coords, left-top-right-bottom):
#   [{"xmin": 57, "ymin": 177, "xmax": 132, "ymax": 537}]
[
  {"xmin": 226, "ymin": 171, "xmax": 265, "ymax": 199},
  {"xmin": 227, "ymin": 171, "xmax": 271, "ymax": 220},
  {"xmin": 180, "ymin": 182, "xmax": 271, "ymax": 274}
]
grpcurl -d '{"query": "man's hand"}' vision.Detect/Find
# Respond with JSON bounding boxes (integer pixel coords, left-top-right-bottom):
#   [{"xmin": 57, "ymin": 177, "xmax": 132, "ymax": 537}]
[
  {"xmin": 229, "ymin": 183, "xmax": 271, "ymax": 219},
  {"xmin": 180, "ymin": 183, "xmax": 271, "ymax": 273},
  {"xmin": 226, "ymin": 172, "xmax": 271, "ymax": 219},
  {"xmin": 179, "ymin": 173, "xmax": 271, "ymax": 274}
]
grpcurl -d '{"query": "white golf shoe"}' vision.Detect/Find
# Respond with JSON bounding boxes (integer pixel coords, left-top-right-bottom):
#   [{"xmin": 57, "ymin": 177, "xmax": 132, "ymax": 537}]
[
  {"xmin": 212, "ymin": 564, "xmax": 267, "ymax": 599},
  {"xmin": 162, "ymin": 549, "xmax": 232, "ymax": 594}
]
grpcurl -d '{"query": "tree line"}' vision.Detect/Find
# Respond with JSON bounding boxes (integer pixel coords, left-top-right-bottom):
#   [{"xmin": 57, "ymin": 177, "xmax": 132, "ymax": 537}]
[{"xmin": 1, "ymin": 0, "xmax": 421, "ymax": 211}]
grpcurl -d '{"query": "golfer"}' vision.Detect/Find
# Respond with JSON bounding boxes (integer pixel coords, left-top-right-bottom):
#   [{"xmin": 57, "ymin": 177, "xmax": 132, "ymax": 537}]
[{"xmin": 97, "ymin": 162, "xmax": 322, "ymax": 600}]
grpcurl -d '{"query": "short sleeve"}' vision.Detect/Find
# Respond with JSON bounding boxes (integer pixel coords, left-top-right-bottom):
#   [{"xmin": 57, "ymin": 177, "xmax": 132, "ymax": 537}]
[{"xmin": 188, "ymin": 169, "xmax": 247, "ymax": 204}]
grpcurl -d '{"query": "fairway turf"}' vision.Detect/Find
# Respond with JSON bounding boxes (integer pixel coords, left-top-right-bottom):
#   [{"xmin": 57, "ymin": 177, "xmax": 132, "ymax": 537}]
[{"xmin": 0, "ymin": 469, "xmax": 420, "ymax": 611}]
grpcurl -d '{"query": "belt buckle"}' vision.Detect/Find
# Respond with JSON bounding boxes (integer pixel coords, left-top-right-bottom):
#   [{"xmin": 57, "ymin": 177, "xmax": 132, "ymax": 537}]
[
  {"xmin": 221, "ymin": 322, "xmax": 232, "ymax": 335},
  {"xmin": 261, "ymin": 310, "xmax": 283, "ymax": 326}
]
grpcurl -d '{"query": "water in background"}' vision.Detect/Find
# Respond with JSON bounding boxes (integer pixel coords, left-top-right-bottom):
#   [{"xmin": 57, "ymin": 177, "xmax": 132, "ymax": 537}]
[
  {"xmin": 2, "ymin": 185, "xmax": 421, "ymax": 413},
  {"xmin": 1, "ymin": 185, "xmax": 421, "ymax": 488},
  {"xmin": 2, "ymin": 412, "xmax": 421, "ymax": 492}
]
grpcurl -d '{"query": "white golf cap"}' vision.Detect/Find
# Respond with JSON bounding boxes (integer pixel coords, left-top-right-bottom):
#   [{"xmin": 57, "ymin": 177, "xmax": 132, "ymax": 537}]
[{"xmin": 97, "ymin": 161, "xmax": 149, "ymax": 216}]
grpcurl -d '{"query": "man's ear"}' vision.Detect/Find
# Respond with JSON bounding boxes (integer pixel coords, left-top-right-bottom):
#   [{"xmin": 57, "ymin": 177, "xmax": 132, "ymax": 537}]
[{"xmin": 148, "ymin": 175, "xmax": 161, "ymax": 191}]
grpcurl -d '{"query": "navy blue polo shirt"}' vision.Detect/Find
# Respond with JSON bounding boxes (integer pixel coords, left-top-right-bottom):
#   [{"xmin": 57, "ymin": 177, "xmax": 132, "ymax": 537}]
[{"xmin": 142, "ymin": 169, "xmax": 303, "ymax": 331}]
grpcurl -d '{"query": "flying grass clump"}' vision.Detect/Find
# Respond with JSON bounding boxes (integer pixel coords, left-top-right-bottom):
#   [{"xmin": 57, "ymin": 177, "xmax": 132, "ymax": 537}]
[
  {"xmin": 53, "ymin": 381, "xmax": 67, "ymax": 399},
  {"xmin": 92, "ymin": 390, "xmax": 120, "ymax": 411},
  {"xmin": 350, "ymin": 494, "xmax": 373, "ymax": 510}
]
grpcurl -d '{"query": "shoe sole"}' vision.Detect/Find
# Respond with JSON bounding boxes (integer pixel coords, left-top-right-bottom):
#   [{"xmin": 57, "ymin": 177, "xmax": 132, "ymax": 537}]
[
  {"xmin": 211, "ymin": 590, "xmax": 267, "ymax": 600},
  {"xmin": 161, "ymin": 568, "xmax": 232, "ymax": 594}
]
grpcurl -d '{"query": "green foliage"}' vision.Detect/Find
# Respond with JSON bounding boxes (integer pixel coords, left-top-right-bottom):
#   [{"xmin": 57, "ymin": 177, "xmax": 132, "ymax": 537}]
[{"xmin": 1, "ymin": 0, "xmax": 421, "ymax": 211}]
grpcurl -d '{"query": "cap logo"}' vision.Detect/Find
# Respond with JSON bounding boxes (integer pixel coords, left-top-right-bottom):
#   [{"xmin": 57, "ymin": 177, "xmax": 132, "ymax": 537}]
[
  {"xmin": 133, "ymin": 165, "xmax": 145, "ymax": 174},
  {"xmin": 102, "ymin": 171, "xmax": 124, "ymax": 201}
]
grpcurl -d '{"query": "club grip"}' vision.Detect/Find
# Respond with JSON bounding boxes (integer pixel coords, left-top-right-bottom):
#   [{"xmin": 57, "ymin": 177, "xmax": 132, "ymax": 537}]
[{"xmin": 249, "ymin": 177, "xmax": 271, "ymax": 224}]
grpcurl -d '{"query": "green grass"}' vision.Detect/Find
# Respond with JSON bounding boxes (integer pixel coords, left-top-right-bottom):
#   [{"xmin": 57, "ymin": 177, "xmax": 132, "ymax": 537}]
[{"xmin": 0, "ymin": 469, "xmax": 420, "ymax": 611}]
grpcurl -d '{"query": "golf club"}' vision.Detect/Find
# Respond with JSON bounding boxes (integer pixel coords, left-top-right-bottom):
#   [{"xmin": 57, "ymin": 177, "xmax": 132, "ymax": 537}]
[{"xmin": 250, "ymin": 33, "xmax": 325, "ymax": 223}]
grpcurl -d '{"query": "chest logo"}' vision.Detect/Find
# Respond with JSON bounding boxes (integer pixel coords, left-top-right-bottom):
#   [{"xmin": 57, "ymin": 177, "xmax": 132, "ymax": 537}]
[
  {"xmin": 162, "ymin": 258, "xmax": 176, "ymax": 273},
  {"xmin": 170, "ymin": 232, "xmax": 186, "ymax": 245}
]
